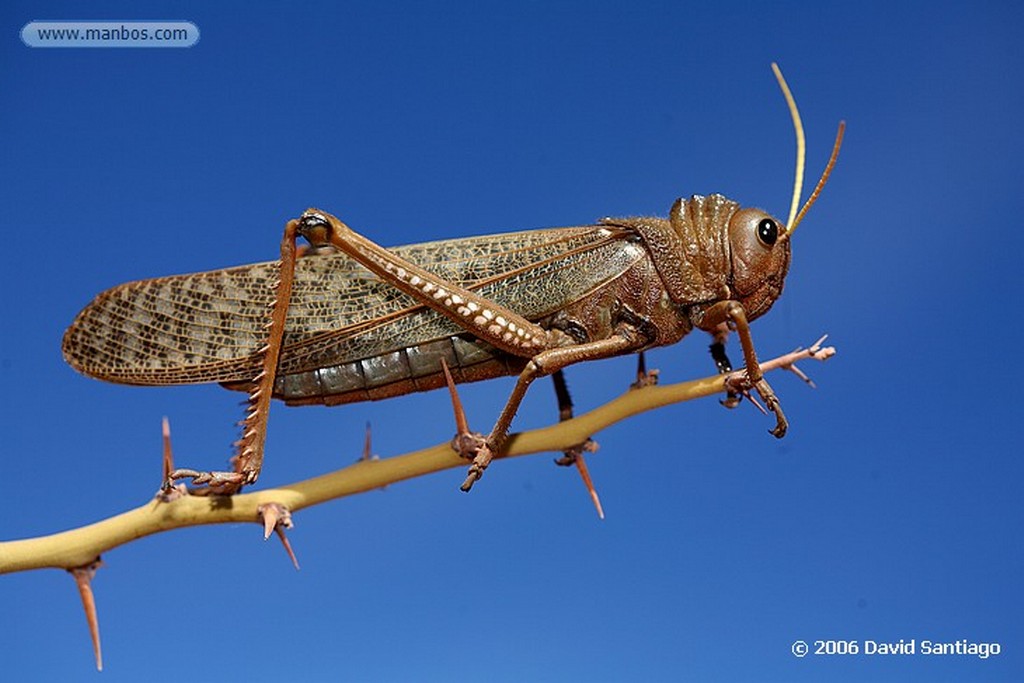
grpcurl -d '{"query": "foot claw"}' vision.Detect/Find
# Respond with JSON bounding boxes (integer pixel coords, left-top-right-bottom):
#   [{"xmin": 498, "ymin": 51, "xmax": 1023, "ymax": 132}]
[
  {"xmin": 553, "ymin": 438, "xmax": 598, "ymax": 467},
  {"xmin": 723, "ymin": 371, "xmax": 788, "ymax": 439},
  {"xmin": 165, "ymin": 468, "xmax": 246, "ymax": 496},
  {"xmin": 459, "ymin": 447, "xmax": 494, "ymax": 492},
  {"xmin": 753, "ymin": 379, "xmax": 787, "ymax": 438},
  {"xmin": 156, "ymin": 417, "xmax": 251, "ymax": 496},
  {"xmin": 440, "ymin": 358, "xmax": 502, "ymax": 492}
]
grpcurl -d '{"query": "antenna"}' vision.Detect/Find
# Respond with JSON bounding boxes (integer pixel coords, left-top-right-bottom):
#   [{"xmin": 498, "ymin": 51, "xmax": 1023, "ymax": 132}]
[{"xmin": 770, "ymin": 63, "xmax": 845, "ymax": 235}]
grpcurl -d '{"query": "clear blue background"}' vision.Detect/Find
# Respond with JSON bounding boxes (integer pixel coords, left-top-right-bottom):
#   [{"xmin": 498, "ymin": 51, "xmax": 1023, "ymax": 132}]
[{"xmin": 2, "ymin": 1, "xmax": 1021, "ymax": 680}]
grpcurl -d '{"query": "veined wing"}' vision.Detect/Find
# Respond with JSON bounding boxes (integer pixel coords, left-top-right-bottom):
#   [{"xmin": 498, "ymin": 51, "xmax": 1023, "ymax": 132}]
[{"xmin": 62, "ymin": 224, "xmax": 645, "ymax": 385}]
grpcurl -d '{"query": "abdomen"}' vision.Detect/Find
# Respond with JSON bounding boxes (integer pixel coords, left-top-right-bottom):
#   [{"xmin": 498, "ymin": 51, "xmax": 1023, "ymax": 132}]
[{"xmin": 224, "ymin": 334, "xmax": 527, "ymax": 405}]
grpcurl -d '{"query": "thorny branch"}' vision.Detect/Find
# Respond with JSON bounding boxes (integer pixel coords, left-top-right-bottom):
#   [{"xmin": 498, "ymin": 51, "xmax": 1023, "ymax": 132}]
[
  {"xmin": 0, "ymin": 339, "xmax": 833, "ymax": 670},
  {"xmin": 0, "ymin": 339, "xmax": 834, "ymax": 575}
]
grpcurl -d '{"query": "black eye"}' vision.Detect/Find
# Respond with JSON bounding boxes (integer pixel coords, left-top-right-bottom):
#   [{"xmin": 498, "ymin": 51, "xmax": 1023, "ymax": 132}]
[{"xmin": 756, "ymin": 218, "xmax": 778, "ymax": 246}]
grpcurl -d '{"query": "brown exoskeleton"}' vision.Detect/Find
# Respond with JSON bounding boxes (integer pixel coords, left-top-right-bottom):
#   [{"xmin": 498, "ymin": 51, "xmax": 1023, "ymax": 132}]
[{"xmin": 61, "ymin": 64, "xmax": 843, "ymax": 497}]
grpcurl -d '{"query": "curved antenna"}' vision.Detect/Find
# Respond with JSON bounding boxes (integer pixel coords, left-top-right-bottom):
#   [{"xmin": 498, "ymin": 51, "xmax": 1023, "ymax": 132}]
[
  {"xmin": 771, "ymin": 63, "xmax": 805, "ymax": 233},
  {"xmin": 771, "ymin": 63, "xmax": 845, "ymax": 235},
  {"xmin": 790, "ymin": 121, "xmax": 845, "ymax": 233}
]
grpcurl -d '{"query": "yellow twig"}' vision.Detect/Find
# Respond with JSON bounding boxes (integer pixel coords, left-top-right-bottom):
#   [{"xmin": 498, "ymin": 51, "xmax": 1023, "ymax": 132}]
[{"xmin": 0, "ymin": 341, "xmax": 833, "ymax": 574}]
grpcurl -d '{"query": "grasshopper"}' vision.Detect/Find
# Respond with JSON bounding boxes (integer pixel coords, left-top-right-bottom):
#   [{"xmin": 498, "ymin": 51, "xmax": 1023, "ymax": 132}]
[{"xmin": 61, "ymin": 65, "xmax": 842, "ymax": 496}]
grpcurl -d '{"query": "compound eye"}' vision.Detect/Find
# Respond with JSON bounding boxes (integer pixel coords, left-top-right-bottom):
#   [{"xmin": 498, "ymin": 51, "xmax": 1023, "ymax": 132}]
[{"xmin": 756, "ymin": 217, "xmax": 779, "ymax": 247}]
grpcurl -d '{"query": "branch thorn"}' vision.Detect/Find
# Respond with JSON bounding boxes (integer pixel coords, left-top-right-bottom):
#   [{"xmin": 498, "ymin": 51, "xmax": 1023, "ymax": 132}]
[
  {"xmin": 359, "ymin": 422, "xmax": 380, "ymax": 463},
  {"xmin": 258, "ymin": 503, "xmax": 299, "ymax": 570},
  {"xmin": 157, "ymin": 417, "xmax": 189, "ymax": 502},
  {"xmin": 556, "ymin": 441, "xmax": 605, "ymax": 519},
  {"xmin": 630, "ymin": 351, "xmax": 660, "ymax": 389},
  {"xmin": 68, "ymin": 559, "xmax": 103, "ymax": 671},
  {"xmin": 162, "ymin": 416, "xmax": 173, "ymax": 480}
]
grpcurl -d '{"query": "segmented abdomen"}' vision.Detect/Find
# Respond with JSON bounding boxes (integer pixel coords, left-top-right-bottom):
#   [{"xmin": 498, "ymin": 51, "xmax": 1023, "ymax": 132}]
[{"xmin": 226, "ymin": 334, "xmax": 526, "ymax": 405}]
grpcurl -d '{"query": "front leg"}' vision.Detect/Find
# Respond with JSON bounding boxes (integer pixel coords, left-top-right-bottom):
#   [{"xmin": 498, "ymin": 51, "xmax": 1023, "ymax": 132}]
[{"xmin": 699, "ymin": 300, "xmax": 788, "ymax": 437}]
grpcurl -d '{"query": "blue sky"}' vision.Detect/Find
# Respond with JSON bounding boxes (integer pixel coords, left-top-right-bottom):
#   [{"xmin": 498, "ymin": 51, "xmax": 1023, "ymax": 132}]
[{"xmin": 1, "ymin": 1, "xmax": 1021, "ymax": 680}]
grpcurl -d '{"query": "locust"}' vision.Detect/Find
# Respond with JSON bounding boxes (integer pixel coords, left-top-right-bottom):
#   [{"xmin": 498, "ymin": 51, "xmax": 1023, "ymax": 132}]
[{"xmin": 61, "ymin": 64, "xmax": 843, "ymax": 498}]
